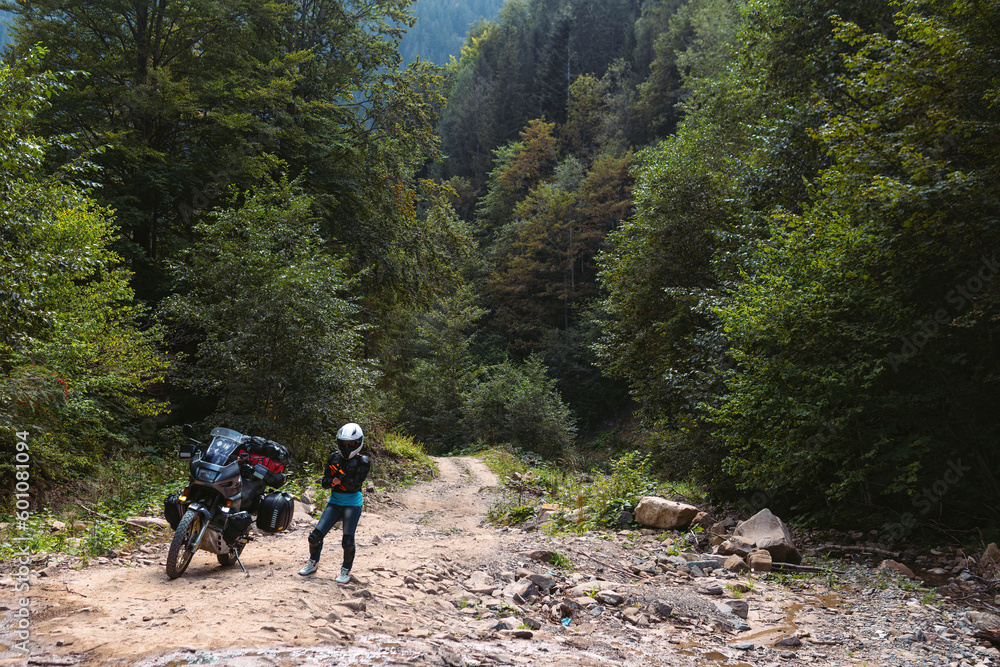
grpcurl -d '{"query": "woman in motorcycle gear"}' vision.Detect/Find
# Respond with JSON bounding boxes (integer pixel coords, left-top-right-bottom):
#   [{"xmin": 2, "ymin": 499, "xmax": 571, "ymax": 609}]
[{"xmin": 299, "ymin": 422, "xmax": 371, "ymax": 582}]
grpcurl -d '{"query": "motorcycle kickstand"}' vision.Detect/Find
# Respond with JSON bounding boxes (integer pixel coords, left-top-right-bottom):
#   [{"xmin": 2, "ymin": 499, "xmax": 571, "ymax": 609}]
[{"xmin": 235, "ymin": 550, "xmax": 248, "ymax": 575}]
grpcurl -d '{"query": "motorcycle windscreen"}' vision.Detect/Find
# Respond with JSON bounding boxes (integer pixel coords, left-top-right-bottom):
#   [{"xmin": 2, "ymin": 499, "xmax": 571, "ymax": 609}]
[{"xmin": 203, "ymin": 428, "xmax": 246, "ymax": 465}]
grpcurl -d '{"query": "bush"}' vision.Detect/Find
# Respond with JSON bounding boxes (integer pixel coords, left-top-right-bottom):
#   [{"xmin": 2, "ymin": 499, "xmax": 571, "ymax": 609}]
[{"xmin": 461, "ymin": 356, "xmax": 576, "ymax": 459}]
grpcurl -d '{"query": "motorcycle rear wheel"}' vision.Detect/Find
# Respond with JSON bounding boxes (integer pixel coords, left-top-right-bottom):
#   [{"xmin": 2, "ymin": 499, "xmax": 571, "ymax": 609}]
[
  {"xmin": 166, "ymin": 509, "xmax": 201, "ymax": 579},
  {"xmin": 217, "ymin": 541, "xmax": 245, "ymax": 566}
]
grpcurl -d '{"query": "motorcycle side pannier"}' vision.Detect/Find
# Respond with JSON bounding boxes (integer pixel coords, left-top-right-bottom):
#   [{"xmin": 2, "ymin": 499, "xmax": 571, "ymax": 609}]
[
  {"xmin": 164, "ymin": 492, "xmax": 188, "ymax": 530},
  {"xmin": 256, "ymin": 491, "xmax": 294, "ymax": 533}
]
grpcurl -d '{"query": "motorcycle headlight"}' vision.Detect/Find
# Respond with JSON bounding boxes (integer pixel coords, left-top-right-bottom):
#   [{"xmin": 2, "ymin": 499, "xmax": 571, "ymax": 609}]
[{"xmin": 196, "ymin": 468, "xmax": 218, "ymax": 483}]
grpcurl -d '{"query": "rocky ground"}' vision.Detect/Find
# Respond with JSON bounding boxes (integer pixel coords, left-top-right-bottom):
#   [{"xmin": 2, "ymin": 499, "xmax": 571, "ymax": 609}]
[{"xmin": 2, "ymin": 456, "xmax": 1000, "ymax": 667}]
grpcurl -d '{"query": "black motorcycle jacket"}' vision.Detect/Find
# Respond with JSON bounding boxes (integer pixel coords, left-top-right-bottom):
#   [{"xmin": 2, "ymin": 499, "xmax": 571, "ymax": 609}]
[{"xmin": 322, "ymin": 451, "xmax": 371, "ymax": 494}]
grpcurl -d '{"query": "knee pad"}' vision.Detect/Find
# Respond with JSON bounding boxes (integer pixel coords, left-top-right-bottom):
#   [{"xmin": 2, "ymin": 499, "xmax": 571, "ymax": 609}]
[
  {"xmin": 308, "ymin": 529, "xmax": 324, "ymax": 548},
  {"xmin": 342, "ymin": 534, "xmax": 355, "ymax": 550}
]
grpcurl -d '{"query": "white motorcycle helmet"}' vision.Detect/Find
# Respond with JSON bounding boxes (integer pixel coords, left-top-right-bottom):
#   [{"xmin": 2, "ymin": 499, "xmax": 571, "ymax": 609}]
[{"xmin": 336, "ymin": 422, "xmax": 364, "ymax": 459}]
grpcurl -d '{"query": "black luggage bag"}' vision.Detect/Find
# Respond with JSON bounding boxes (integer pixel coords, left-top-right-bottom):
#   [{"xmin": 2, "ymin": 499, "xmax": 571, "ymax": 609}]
[{"xmin": 256, "ymin": 491, "xmax": 294, "ymax": 533}]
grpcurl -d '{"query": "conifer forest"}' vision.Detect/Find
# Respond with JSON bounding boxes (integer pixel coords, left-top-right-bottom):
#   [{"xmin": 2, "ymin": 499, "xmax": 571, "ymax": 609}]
[{"xmin": 1, "ymin": 0, "xmax": 999, "ymax": 539}]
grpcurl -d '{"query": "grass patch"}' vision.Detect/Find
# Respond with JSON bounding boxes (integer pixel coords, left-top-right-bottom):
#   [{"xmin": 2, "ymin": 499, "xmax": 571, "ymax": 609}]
[
  {"xmin": 367, "ymin": 432, "xmax": 436, "ymax": 488},
  {"xmin": 0, "ymin": 453, "xmax": 185, "ymax": 562},
  {"xmin": 550, "ymin": 550, "xmax": 574, "ymax": 570}
]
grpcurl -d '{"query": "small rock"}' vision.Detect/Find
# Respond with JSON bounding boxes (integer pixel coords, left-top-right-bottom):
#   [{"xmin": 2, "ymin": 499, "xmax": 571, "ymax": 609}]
[
  {"xmin": 450, "ymin": 593, "xmax": 481, "ymax": 609},
  {"xmin": 716, "ymin": 536, "xmax": 756, "ymax": 558},
  {"xmin": 967, "ymin": 611, "xmax": 1000, "ymax": 631},
  {"xmin": 711, "ymin": 517, "xmax": 736, "ymax": 535},
  {"xmin": 622, "ymin": 607, "xmax": 648, "ymax": 626},
  {"xmin": 595, "ymin": 590, "xmax": 624, "ymax": 606},
  {"xmin": 525, "ymin": 573, "xmax": 557, "ymax": 592},
  {"xmin": 334, "ymin": 599, "xmax": 366, "ymax": 613},
  {"xmin": 650, "ymin": 600, "xmax": 673, "ymax": 618},
  {"xmin": 774, "ymin": 636, "xmax": 802, "ymax": 648},
  {"xmin": 498, "ymin": 629, "xmax": 534, "ymax": 639},
  {"xmin": 724, "ymin": 554, "xmax": 750, "ymax": 573},
  {"xmin": 748, "ymin": 549, "xmax": 772, "ymax": 573},
  {"xmin": 503, "ymin": 578, "xmax": 540, "ymax": 600},
  {"xmin": 124, "ymin": 516, "xmax": 169, "ymax": 533},
  {"xmin": 724, "ymin": 599, "xmax": 749, "ymax": 619},
  {"xmin": 687, "ymin": 560, "xmax": 718, "ymax": 572},
  {"xmin": 982, "ymin": 543, "xmax": 1000, "ymax": 570},
  {"xmin": 879, "ymin": 559, "xmax": 916, "ymax": 579},
  {"xmin": 521, "ymin": 616, "xmax": 542, "ymax": 630},
  {"xmin": 522, "ymin": 550, "xmax": 558, "ymax": 564}
]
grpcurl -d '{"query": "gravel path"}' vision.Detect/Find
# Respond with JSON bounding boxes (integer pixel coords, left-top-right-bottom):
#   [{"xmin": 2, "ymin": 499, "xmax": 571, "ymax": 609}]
[{"xmin": 1, "ymin": 456, "xmax": 998, "ymax": 667}]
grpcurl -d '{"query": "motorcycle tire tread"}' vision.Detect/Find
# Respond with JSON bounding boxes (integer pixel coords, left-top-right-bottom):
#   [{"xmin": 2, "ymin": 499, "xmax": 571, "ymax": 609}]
[{"xmin": 166, "ymin": 509, "xmax": 201, "ymax": 579}]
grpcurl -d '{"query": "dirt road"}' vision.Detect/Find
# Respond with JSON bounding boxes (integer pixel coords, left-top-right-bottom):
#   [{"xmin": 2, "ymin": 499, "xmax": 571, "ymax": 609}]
[{"xmin": 2, "ymin": 456, "xmax": 997, "ymax": 667}]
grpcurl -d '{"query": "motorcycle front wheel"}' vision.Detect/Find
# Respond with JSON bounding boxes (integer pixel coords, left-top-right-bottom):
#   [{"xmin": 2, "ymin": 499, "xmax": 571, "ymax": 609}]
[{"xmin": 166, "ymin": 509, "xmax": 201, "ymax": 579}]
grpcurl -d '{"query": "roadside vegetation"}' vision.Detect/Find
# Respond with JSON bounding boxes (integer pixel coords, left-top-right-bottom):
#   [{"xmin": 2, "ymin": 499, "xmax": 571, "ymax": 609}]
[{"xmin": 479, "ymin": 445, "xmax": 704, "ymax": 532}]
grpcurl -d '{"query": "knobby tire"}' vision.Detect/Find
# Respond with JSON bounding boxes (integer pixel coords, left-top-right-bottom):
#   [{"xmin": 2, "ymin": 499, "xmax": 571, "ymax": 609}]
[{"xmin": 166, "ymin": 509, "xmax": 201, "ymax": 579}]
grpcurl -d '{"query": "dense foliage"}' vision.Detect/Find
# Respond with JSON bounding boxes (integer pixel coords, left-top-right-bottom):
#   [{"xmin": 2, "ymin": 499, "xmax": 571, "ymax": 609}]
[
  {"xmin": 159, "ymin": 180, "xmax": 375, "ymax": 460},
  {"xmin": 0, "ymin": 51, "xmax": 167, "ymax": 485},
  {"xmin": 594, "ymin": 0, "xmax": 1000, "ymax": 532}
]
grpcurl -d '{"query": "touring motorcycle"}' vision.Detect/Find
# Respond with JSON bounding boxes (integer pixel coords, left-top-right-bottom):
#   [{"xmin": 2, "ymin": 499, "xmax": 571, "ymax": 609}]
[{"xmin": 163, "ymin": 425, "xmax": 294, "ymax": 579}]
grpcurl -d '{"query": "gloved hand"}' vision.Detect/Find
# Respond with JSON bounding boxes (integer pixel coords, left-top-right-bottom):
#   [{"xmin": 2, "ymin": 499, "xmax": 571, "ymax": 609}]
[{"xmin": 320, "ymin": 476, "xmax": 333, "ymax": 489}]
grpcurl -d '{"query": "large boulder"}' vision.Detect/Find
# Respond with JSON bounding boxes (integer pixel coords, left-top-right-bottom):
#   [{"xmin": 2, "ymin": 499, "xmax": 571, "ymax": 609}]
[
  {"xmin": 734, "ymin": 508, "xmax": 801, "ymax": 565},
  {"xmin": 634, "ymin": 497, "xmax": 700, "ymax": 530},
  {"xmin": 124, "ymin": 516, "xmax": 169, "ymax": 534}
]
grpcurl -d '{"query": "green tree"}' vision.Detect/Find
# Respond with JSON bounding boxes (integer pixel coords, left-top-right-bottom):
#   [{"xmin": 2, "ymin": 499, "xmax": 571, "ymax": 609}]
[
  {"xmin": 438, "ymin": 4, "xmax": 537, "ymax": 184},
  {"xmin": 1, "ymin": 51, "xmax": 167, "ymax": 483},
  {"xmin": 712, "ymin": 0, "xmax": 1000, "ymax": 524},
  {"xmin": 461, "ymin": 355, "xmax": 576, "ymax": 459},
  {"xmin": 160, "ymin": 179, "xmax": 375, "ymax": 459},
  {"xmin": 476, "ymin": 118, "xmax": 559, "ymax": 235},
  {"xmin": 397, "ymin": 284, "xmax": 488, "ymax": 452},
  {"xmin": 3, "ymin": 0, "xmax": 447, "ymax": 318},
  {"xmin": 561, "ymin": 73, "xmax": 607, "ymax": 159}
]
